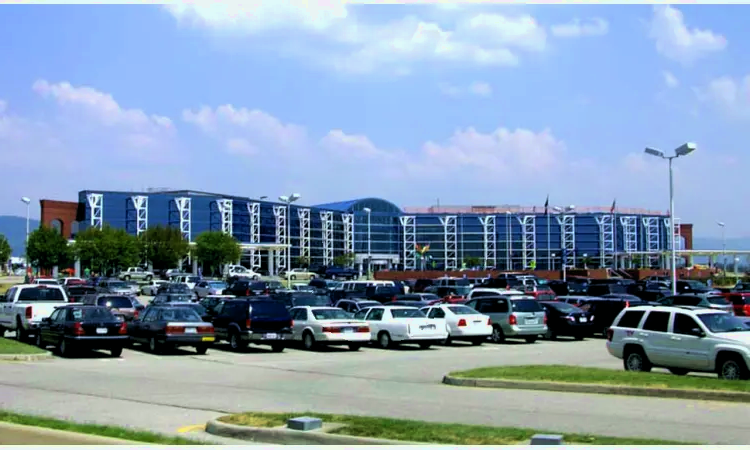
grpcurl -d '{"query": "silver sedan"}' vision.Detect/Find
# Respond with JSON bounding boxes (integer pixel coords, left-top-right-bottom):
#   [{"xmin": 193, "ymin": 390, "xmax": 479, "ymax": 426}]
[{"xmin": 194, "ymin": 281, "xmax": 228, "ymax": 298}]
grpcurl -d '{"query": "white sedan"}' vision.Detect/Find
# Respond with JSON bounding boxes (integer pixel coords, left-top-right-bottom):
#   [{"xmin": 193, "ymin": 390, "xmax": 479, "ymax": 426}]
[
  {"xmin": 420, "ymin": 304, "xmax": 492, "ymax": 346},
  {"xmin": 353, "ymin": 305, "xmax": 448, "ymax": 350},
  {"xmin": 141, "ymin": 280, "xmax": 168, "ymax": 296},
  {"xmin": 289, "ymin": 306, "xmax": 370, "ymax": 351}
]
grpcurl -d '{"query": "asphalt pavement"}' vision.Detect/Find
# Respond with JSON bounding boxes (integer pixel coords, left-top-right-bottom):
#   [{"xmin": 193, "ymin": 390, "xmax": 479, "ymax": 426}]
[{"xmin": 1, "ymin": 335, "xmax": 749, "ymax": 444}]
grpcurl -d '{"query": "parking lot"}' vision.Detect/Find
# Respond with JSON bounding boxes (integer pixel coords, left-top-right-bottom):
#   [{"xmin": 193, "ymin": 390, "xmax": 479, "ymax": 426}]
[{"xmin": 2, "ymin": 335, "xmax": 750, "ymax": 444}]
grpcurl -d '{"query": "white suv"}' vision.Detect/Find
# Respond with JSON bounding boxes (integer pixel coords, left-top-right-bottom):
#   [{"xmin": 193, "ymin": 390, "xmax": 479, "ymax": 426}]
[{"xmin": 607, "ymin": 305, "xmax": 750, "ymax": 380}]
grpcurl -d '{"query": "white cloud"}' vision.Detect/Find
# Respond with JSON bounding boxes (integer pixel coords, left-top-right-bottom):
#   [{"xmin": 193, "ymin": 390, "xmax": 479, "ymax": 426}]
[
  {"xmin": 695, "ymin": 75, "xmax": 750, "ymax": 119},
  {"xmin": 649, "ymin": 5, "xmax": 727, "ymax": 65},
  {"xmin": 551, "ymin": 18, "xmax": 608, "ymax": 38},
  {"xmin": 663, "ymin": 70, "xmax": 679, "ymax": 88},
  {"xmin": 438, "ymin": 81, "xmax": 493, "ymax": 98}
]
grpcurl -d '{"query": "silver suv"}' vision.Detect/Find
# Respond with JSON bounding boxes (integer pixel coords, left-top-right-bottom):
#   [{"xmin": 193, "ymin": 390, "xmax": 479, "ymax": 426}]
[
  {"xmin": 464, "ymin": 295, "xmax": 547, "ymax": 343},
  {"xmin": 607, "ymin": 305, "xmax": 750, "ymax": 380}
]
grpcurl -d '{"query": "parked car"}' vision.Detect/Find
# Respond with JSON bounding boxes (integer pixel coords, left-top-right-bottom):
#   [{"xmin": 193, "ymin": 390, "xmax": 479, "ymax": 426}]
[
  {"xmin": 66, "ymin": 285, "xmax": 98, "ymax": 303},
  {"xmin": 658, "ymin": 294, "xmax": 733, "ymax": 314},
  {"xmin": 464, "ymin": 295, "xmax": 547, "ymax": 344},
  {"xmin": 128, "ymin": 306, "xmax": 214, "ymax": 354},
  {"xmin": 168, "ymin": 302, "xmax": 213, "ymax": 322},
  {"xmin": 36, "ymin": 305, "xmax": 128, "ymax": 357},
  {"xmin": 396, "ymin": 293, "xmax": 441, "ymax": 304},
  {"xmin": 555, "ymin": 295, "xmax": 598, "ymax": 305},
  {"xmin": 281, "ymin": 268, "xmax": 318, "ymax": 280},
  {"xmin": 82, "ymin": 294, "xmax": 144, "ymax": 321},
  {"xmin": 157, "ymin": 283, "xmax": 192, "ymax": 295},
  {"xmin": 607, "ymin": 305, "xmax": 750, "ymax": 379},
  {"xmin": 0, "ymin": 284, "xmax": 70, "ymax": 341},
  {"xmin": 61, "ymin": 277, "xmax": 86, "ymax": 288},
  {"xmin": 96, "ymin": 279, "xmax": 135, "ymax": 295},
  {"xmin": 118, "ymin": 267, "xmax": 154, "ymax": 281},
  {"xmin": 271, "ymin": 292, "xmax": 332, "ymax": 309},
  {"xmin": 727, "ymin": 293, "xmax": 750, "ymax": 316},
  {"xmin": 210, "ymin": 298, "xmax": 293, "ymax": 352},
  {"xmin": 194, "ymin": 280, "xmax": 228, "ymax": 299},
  {"xmin": 675, "ymin": 280, "xmax": 719, "ymax": 295},
  {"xmin": 223, "ymin": 265, "xmax": 261, "ymax": 280},
  {"xmin": 389, "ymin": 300, "xmax": 431, "ymax": 308},
  {"xmin": 324, "ymin": 266, "xmax": 358, "ymax": 280},
  {"xmin": 291, "ymin": 284, "xmax": 316, "ymax": 293},
  {"xmin": 172, "ymin": 275, "xmax": 201, "ymax": 290},
  {"xmin": 353, "ymin": 305, "xmax": 448, "ymax": 349},
  {"xmin": 334, "ymin": 299, "xmax": 381, "ymax": 314},
  {"xmin": 151, "ymin": 293, "xmax": 195, "ymax": 306},
  {"xmin": 199, "ymin": 295, "xmax": 235, "ymax": 316},
  {"xmin": 576, "ymin": 297, "xmax": 649, "ymax": 337},
  {"xmin": 289, "ymin": 306, "xmax": 370, "ymax": 351},
  {"xmin": 539, "ymin": 301, "xmax": 593, "ymax": 340},
  {"xmin": 223, "ymin": 279, "xmax": 269, "ymax": 297},
  {"xmin": 419, "ymin": 304, "xmax": 491, "ymax": 345},
  {"xmin": 33, "ymin": 278, "xmax": 60, "ymax": 286},
  {"xmin": 365, "ymin": 285, "xmax": 402, "ymax": 303},
  {"xmin": 141, "ymin": 280, "xmax": 169, "ymax": 296}
]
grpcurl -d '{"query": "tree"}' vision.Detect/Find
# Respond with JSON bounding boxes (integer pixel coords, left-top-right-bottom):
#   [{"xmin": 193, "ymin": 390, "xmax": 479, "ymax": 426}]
[
  {"xmin": 195, "ymin": 231, "xmax": 241, "ymax": 276},
  {"xmin": 139, "ymin": 226, "xmax": 190, "ymax": 271},
  {"xmin": 72, "ymin": 226, "xmax": 140, "ymax": 275},
  {"xmin": 333, "ymin": 252, "xmax": 355, "ymax": 267},
  {"xmin": 26, "ymin": 226, "xmax": 70, "ymax": 271},
  {"xmin": 0, "ymin": 234, "xmax": 11, "ymax": 273},
  {"xmin": 463, "ymin": 256, "xmax": 482, "ymax": 268},
  {"xmin": 296, "ymin": 256, "xmax": 310, "ymax": 268}
]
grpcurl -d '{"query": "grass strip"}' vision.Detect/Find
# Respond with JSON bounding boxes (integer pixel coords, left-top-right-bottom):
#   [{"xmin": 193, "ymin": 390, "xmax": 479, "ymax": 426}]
[
  {"xmin": 0, "ymin": 410, "xmax": 205, "ymax": 445},
  {"xmin": 0, "ymin": 338, "xmax": 46, "ymax": 355},
  {"xmin": 450, "ymin": 365, "xmax": 748, "ymax": 392},
  {"xmin": 219, "ymin": 411, "xmax": 697, "ymax": 445}
]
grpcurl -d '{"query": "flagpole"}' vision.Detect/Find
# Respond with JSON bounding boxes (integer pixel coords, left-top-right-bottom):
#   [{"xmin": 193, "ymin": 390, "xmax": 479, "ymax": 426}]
[{"xmin": 547, "ymin": 210, "xmax": 551, "ymax": 271}]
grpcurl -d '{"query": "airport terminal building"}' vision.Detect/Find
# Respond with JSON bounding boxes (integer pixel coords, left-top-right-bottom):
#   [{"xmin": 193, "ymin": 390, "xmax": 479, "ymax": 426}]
[{"xmin": 39, "ymin": 189, "xmax": 692, "ymax": 273}]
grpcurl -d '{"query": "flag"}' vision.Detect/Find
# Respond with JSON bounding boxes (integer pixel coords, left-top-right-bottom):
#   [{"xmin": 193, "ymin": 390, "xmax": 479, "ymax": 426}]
[
  {"xmin": 544, "ymin": 195, "xmax": 549, "ymax": 215},
  {"xmin": 610, "ymin": 199, "xmax": 616, "ymax": 214}
]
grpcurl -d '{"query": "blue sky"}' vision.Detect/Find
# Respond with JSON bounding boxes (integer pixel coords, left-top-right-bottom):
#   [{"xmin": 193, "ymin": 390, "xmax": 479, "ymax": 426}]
[{"xmin": 0, "ymin": 4, "xmax": 748, "ymax": 237}]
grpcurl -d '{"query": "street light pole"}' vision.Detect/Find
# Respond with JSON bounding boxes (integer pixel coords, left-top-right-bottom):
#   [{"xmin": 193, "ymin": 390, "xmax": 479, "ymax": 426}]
[
  {"xmin": 278, "ymin": 193, "xmax": 301, "ymax": 287},
  {"xmin": 21, "ymin": 197, "xmax": 31, "ymax": 272},
  {"xmin": 644, "ymin": 142, "xmax": 696, "ymax": 296},
  {"xmin": 717, "ymin": 221, "xmax": 726, "ymax": 274},
  {"xmin": 363, "ymin": 208, "xmax": 371, "ymax": 276}
]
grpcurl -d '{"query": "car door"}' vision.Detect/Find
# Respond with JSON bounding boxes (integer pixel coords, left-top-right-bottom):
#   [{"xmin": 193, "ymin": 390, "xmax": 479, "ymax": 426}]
[
  {"xmin": 670, "ymin": 313, "xmax": 712, "ymax": 370},
  {"xmin": 290, "ymin": 308, "xmax": 307, "ymax": 340},
  {"xmin": 0, "ymin": 287, "xmax": 16, "ymax": 326},
  {"xmin": 212, "ymin": 302, "xmax": 229, "ymax": 339},
  {"xmin": 364, "ymin": 308, "xmax": 384, "ymax": 338},
  {"xmin": 638, "ymin": 311, "xmax": 673, "ymax": 367},
  {"xmin": 52, "ymin": 308, "xmax": 69, "ymax": 345},
  {"xmin": 42, "ymin": 309, "xmax": 61, "ymax": 343}
]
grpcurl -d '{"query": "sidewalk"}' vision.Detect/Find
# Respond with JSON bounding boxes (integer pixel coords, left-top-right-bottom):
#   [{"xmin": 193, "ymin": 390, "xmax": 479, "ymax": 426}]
[{"xmin": 0, "ymin": 422, "xmax": 142, "ymax": 445}]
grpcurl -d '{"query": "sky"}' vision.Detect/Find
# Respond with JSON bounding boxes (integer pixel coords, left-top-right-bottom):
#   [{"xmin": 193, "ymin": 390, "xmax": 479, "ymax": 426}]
[{"xmin": 0, "ymin": 3, "xmax": 748, "ymax": 238}]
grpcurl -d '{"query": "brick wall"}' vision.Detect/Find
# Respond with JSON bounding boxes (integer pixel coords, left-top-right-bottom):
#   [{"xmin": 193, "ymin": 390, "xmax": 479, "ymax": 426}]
[{"xmin": 39, "ymin": 200, "xmax": 80, "ymax": 238}]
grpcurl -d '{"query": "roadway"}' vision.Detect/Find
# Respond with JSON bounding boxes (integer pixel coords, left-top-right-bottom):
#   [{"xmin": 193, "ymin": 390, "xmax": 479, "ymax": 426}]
[{"xmin": 1, "ymin": 337, "xmax": 749, "ymax": 444}]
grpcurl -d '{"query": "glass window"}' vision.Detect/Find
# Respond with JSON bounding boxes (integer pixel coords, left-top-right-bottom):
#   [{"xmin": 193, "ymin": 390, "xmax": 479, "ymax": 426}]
[
  {"xmin": 642, "ymin": 311, "xmax": 670, "ymax": 332},
  {"xmin": 97, "ymin": 297, "xmax": 133, "ymax": 308},
  {"xmin": 697, "ymin": 313, "xmax": 750, "ymax": 333},
  {"xmin": 142, "ymin": 308, "xmax": 159, "ymax": 322},
  {"xmin": 312, "ymin": 309, "xmax": 350, "ymax": 320},
  {"xmin": 295, "ymin": 309, "xmax": 309, "ymax": 321},
  {"xmin": 428, "ymin": 308, "xmax": 445, "ymax": 318},
  {"xmin": 18, "ymin": 287, "xmax": 66, "ymax": 301},
  {"xmin": 391, "ymin": 308, "xmax": 425, "ymax": 318},
  {"xmin": 448, "ymin": 306, "xmax": 480, "ymax": 315},
  {"xmin": 158, "ymin": 308, "xmax": 201, "ymax": 322},
  {"xmin": 673, "ymin": 313, "xmax": 702, "ymax": 335},
  {"xmin": 477, "ymin": 299, "xmax": 509, "ymax": 313},
  {"xmin": 616, "ymin": 310, "xmax": 645, "ymax": 328},
  {"xmin": 707, "ymin": 296, "xmax": 729, "ymax": 306},
  {"xmin": 49, "ymin": 309, "xmax": 62, "ymax": 323},
  {"xmin": 354, "ymin": 309, "xmax": 369, "ymax": 320},
  {"xmin": 367, "ymin": 308, "xmax": 384, "ymax": 321},
  {"xmin": 510, "ymin": 300, "xmax": 543, "ymax": 312}
]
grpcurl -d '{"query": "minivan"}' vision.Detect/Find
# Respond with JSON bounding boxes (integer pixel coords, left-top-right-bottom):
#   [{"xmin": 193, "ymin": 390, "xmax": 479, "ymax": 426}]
[{"xmin": 464, "ymin": 295, "xmax": 547, "ymax": 344}]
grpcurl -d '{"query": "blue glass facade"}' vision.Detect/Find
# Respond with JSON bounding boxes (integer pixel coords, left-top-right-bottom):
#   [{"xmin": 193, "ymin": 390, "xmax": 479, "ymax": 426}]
[{"xmin": 76, "ymin": 190, "xmax": 673, "ymax": 271}]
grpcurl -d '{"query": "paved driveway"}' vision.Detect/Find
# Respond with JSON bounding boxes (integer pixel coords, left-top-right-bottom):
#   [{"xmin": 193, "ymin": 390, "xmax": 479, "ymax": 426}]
[{"xmin": 0, "ymin": 338, "xmax": 748, "ymax": 444}]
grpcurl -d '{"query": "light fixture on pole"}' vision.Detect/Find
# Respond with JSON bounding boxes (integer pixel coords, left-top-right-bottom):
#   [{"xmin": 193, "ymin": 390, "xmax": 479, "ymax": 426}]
[
  {"xmin": 644, "ymin": 142, "xmax": 696, "ymax": 296},
  {"xmin": 363, "ymin": 207, "xmax": 372, "ymax": 276},
  {"xmin": 278, "ymin": 193, "xmax": 301, "ymax": 286},
  {"xmin": 21, "ymin": 197, "xmax": 31, "ymax": 269},
  {"xmin": 717, "ymin": 221, "xmax": 726, "ymax": 275}
]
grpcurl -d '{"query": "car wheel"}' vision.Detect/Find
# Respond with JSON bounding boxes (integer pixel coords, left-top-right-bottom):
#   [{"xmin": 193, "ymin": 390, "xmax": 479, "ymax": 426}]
[
  {"xmin": 148, "ymin": 337, "xmax": 160, "ymax": 354},
  {"xmin": 525, "ymin": 336, "xmax": 537, "ymax": 344},
  {"xmin": 290, "ymin": 275, "xmax": 296, "ymax": 280},
  {"xmin": 35, "ymin": 332, "xmax": 44, "ymax": 348},
  {"xmin": 59, "ymin": 339, "xmax": 72, "ymax": 358},
  {"xmin": 441, "ymin": 336, "xmax": 452, "ymax": 346},
  {"xmin": 270, "ymin": 344, "xmax": 284, "ymax": 353},
  {"xmin": 490, "ymin": 325, "xmax": 505, "ymax": 343},
  {"xmin": 348, "ymin": 344, "xmax": 361, "ymax": 351},
  {"xmin": 195, "ymin": 345, "xmax": 208, "ymax": 355},
  {"xmin": 377, "ymin": 331, "xmax": 392, "ymax": 349},
  {"xmin": 718, "ymin": 357, "xmax": 748, "ymax": 380},
  {"xmin": 15, "ymin": 319, "xmax": 27, "ymax": 342},
  {"xmin": 668, "ymin": 368, "xmax": 689, "ymax": 376},
  {"xmin": 544, "ymin": 329, "xmax": 556, "ymax": 340},
  {"xmin": 574, "ymin": 334, "xmax": 584, "ymax": 341},
  {"xmin": 110, "ymin": 347, "xmax": 123, "ymax": 358},
  {"xmin": 124, "ymin": 275, "xmax": 131, "ymax": 281},
  {"xmin": 145, "ymin": 275, "xmax": 152, "ymax": 281},
  {"xmin": 419, "ymin": 342, "xmax": 432, "ymax": 350},
  {"xmin": 624, "ymin": 348, "xmax": 652, "ymax": 372},
  {"xmin": 229, "ymin": 332, "xmax": 247, "ymax": 351},
  {"xmin": 302, "ymin": 331, "xmax": 316, "ymax": 351},
  {"xmin": 253, "ymin": 275, "xmax": 260, "ymax": 281}
]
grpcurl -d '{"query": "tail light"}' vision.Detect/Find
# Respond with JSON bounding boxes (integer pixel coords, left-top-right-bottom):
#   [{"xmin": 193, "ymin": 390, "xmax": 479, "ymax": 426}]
[
  {"xmin": 25, "ymin": 306, "xmax": 32, "ymax": 319},
  {"xmin": 606, "ymin": 328, "xmax": 614, "ymax": 341},
  {"xmin": 166, "ymin": 325, "xmax": 185, "ymax": 334},
  {"xmin": 246, "ymin": 319, "xmax": 252, "ymax": 329},
  {"xmin": 356, "ymin": 326, "xmax": 369, "ymax": 332},
  {"xmin": 508, "ymin": 314, "xmax": 517, "ymax": 325},
  {"xmin": 134, "ymin": 310, "xmax": 139, "ymax": 319},
  {"xmin": 73, "ymin": 322, "xmax": 85, "ymax": 335},
  {"xmin": 289, "ymin": 319, "xmax": 294, "ymax": 328},
  {"xmin": 197, "ymin": 325, "xmax": 213, "ymax": 333},
  {"xmin": 566, "ymin": 315, "xmax": 575, "ymax": 322},
  {"xmin": 487, "ymin": 318, "xmax": 492, "ymax": 326},
  {"xmin": 391, "ymin": 296, "xmax": 397, "ymax": 302},
  {"xmin": 543, "ymin": 314, "xmax": 547, "ymax": 324},
  {"xmin": 264, "ymin": 289, "xmax": 270, "ymax": 295},
  {"xmin": 245, "ymin": 289, "xmax": 250, "ymax": 296},
  {"xmin": 457, "ymin": 318, "xmax": 467, "ymax": 327},
  {"xmin": 625, "ymin": 301, "xmax": 630, "ymax": 308},
  {"xmin": 322, "ymin": 326, "xmax": 341, "ymax": 333},
  {"xmin": 118, "ymin": 322, "xmax": 128, "ymax": 335}
]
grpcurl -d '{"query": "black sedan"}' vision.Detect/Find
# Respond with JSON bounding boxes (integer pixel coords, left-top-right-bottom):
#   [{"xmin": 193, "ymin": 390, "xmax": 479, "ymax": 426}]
[
  {"xmin": 36, "ymin": 305, "xmax": 128, "ymax": 357},
  {"xmin": 540, "ymin": 301, "xmax": 593, "ymax": 340},
  {"xmin": 128, "ymin": 306, "xmax": 215, "ymax": 354}
]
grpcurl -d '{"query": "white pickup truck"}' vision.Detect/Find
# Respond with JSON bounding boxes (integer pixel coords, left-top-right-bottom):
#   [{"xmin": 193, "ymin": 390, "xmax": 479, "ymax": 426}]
[
  {"xmin": 118, "ymin": 267, "xmax": 154, "ymax": 281},
  {"xmin": 0, "ymin": 284, "xmax": 70, "ymax": 341}
]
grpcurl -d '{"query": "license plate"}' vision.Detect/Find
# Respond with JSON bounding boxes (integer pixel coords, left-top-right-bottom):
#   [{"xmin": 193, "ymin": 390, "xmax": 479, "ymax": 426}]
[
  {"xmin": 201, "ymin": 336, "xmax": 214, "ymax": 342},
  {"xmin": 343, "ymin": 328, "xmax": 353, "ymax": 333},
  {"xmin": 264, "ymin": 333, "xmax": 278, "ymax": 339},
  {"xmin": 185, "ymin": 328, "xmax": 197, "ymax": 334},
  {"xmin": 580, "ymin": 317, "xmax": 588, "ymax": 323},
  {"xmin": 420, "ymin": 325, "xmax": 435, "ymax": 330},
  {"xmin": 96, "ymin": 328, "xmax": 107, "ymax": 334},
  {"xmin": 526, "ymin": 319, "xmax": 538, "ymax": 325}
]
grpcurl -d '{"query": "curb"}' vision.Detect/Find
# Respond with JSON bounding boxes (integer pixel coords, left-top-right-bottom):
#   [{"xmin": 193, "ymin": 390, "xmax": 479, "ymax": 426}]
[
  {"xmin": 442, "ymin": 375, "xmax": 750, "ymax": 403},
  {"xmin": 0, "ymin": 352, "xmax": 54, "ymax": 362},
  {"xmin": 0, "ymin": 422, "xmax": 143, "ymax": 445},
  {"xmin": 205, "ymin": 419, "xmax": 422, "ymax": 445}
]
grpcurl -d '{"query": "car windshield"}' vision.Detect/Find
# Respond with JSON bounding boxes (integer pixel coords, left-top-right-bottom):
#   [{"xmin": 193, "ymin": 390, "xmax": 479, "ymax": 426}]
[
  {"xmin": 326, "ymin": 281, "xmax": 342, "ymax": 288},
  {"xmin": 97, "ymin": 297, "xmax": 133, "ymax": 308},
  {"xmin": 37, "ymin": 280, "xmax": 58, "ymax": 285},
  {"xmin": 208, "ymin": 282, "xmax": 226, "ymax": 288},
  {"xmin": 312, "ymin": 309, "xmax": 351, "ymax": 320},
  {"xmin": 169, "ymin": 294, "xmax": 193, "ymax": 303},
  {"xmin": 359, "ymin": 301, "xmax": 380, "ymax": 308},
  {"xmin": 511, "ymin": 299, "xmax": 543, "ymax": 312},
  {"xmin": 158, "ymin": 308, "xmax": 202, "ymax": 322},
  {"xmin": 707, "ymin": 296, "xmax": 730, "ymax": 305},
  {"xmin": 391, "ymin": 308, "xmax": 425, "ymax": 318},
  {"xmin": 173, "ymin": 303, "xmax": 206, "ymax": 315},
  {"xmin": 447, "ymin": 306, "xmax": 479, "ymax": 315},
  {"xmin": 547, "ymin": 302, "xmax": 583, "ymax": 314},
  {"xmin": 686, "ymin": 280, "xmax": 709, "ymax": 289},
  {"xmin": 293, "ymin": 295, "xmax": 330, "ymax": 307},
  {"xmin": 76, "ymin": 308, "xmax": 115, "ymax": 320},
  {"xmin": 187, "ymin": 277, "xmax": 200, "ymax": 283},
  {"xmin": 108, "ymin": 282, "xmax": 127, "ymax": 289},
  {"xmin": 167, "ymin": 284, "xmax": 190, "ymax": 292},
  {"xmin": 18, "ymin": 287, "xmax": 66, "ymax": 301},
  {"xmin": 535, "ymin": 279, "xmax": 549, "ymax": 286},
  {"xmin": 697, "ymin": 313, "xmax": 750, "ymax": 333}
]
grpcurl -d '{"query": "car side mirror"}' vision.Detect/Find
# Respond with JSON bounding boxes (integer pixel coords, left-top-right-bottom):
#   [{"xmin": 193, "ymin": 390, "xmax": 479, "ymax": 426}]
[
  {"xmin": 690, "ymin": 328, "xmax": 705, "ymax": 338},
  {"xmin": 41, "ymin": 317, "xmax": 51, "ymax": 324}
]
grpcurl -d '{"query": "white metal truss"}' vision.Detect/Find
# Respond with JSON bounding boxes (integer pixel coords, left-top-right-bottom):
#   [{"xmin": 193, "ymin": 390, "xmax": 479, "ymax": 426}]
[
  {"xmin": 217, "ymin": 199, "xmax": 233, "ymax": 236},
  {"xmin": 298, "ymin": 208, "xmax": 311, "ymax": 263},
  {"xmin": 643, "ymin": 217, "xmax": 661, "ymax": 267},
  {"xmin": 273, "ymin": 205, "xmax": 288, "ymax": 271},
  {"xmin": 321, "ymin": 211, "xmax": 334, "ymax": 266},
  {"xmin": 556, "ymin": 215, "xmax": 576, "ymax": 269},
  {"xmin": 596, "ymin": 215, "xmax": 615, "ymax": 268},
  {"xmin": 665, "ymin": 217, "xmax": 682, "ymax": 251},
  {"xmin": 479, "ymin": 215, "xmax": 496, "ymax": 269},
  {"xmin": 342, "ymin": 213, "xmax": 354, "ymax": 259},
  {"xmin": 400, "ymin": 216, "xmax": 417, "ymax": 270},
  {"xmin": 439, "ymin": 216, "xmax": 458, "ymax": 270},
  {"xmin": 86, "ymin": 193, "xmax": 103, "ymax": 229},
  {"xmin": 174, "ymin": 197, "xmax": 191, "ymax": 241},
  {"xmin": 247, "ymin": 202, "xmax": 261, "ymax": 270},
  {"xmin": 131, "ymin": 195, "xmax": 148, "ymax": 235},
  {"xmin": 620, "ymin": 216, "xmax": 638, "ymax": 267},
  {"xmin": 518, "ymin": 216, "xmax": 536, "ymax": 269}
]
